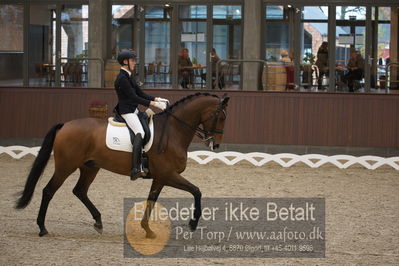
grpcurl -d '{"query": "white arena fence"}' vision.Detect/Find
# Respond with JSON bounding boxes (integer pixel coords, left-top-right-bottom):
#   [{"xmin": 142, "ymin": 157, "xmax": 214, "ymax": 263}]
[{"xmin": 1, "ymin": 146, "xmax": 399, "ymax": 170}]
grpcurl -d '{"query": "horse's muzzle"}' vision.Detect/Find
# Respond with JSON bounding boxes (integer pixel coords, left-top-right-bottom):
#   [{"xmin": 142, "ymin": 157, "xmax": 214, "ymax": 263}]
[{"xmin": 207, "ymin": 138, "xmax": 220, "ymax": 151}]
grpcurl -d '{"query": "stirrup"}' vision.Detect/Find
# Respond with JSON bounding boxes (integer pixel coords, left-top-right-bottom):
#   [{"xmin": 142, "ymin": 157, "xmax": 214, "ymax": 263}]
[{"xmin": 131, "ymin": 168, "xmax": 145, "ymax": 181}]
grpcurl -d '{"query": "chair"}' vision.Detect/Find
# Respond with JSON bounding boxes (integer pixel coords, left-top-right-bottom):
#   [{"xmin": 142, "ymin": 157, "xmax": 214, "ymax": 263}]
[
  {"xmin": 353, "ymin": 78, "xmax": 365, "ymax": 91},
  {"xmin": 157, "ymin": 62, "xmax": 170, "ymax": 85},
  {"xmin": 178, "ymin": 67, "xmax": 194, "ymax": 89},
  {"xmin": 62, "ymin": 63, "xmax": 71, "ymax": 84},
  {"xmin": 284, "ymin": 65, "xmax": 295, "ymax": 90},
  {"xmin": 61, "ymin": 62, "xmax": 84, "ymax": 86},
  {"xmin": 80, "ymin": 62, "xmax": 88, "ymax": 84},
  {"xmin": 156, "ymin": 62, "xmax": 169, "ymax": 83},
  {"xmin": 47, "ymin": 65, "xmax": 55, "ymax": 85},
  {"xmin": 224, "ymin": 63, "xmax": 240, "ymax": 89},
  {"xmin": 145, "ymin": 63, "xmax": 156, "ymax": 87},
  {"xmin": 71, "ymin": 63, "xmax": 83, "ymax": 86},
  {"xmin": 212, "ymin": 65, "xmax": 226, "ymax": 89},
  {"xmin": 34, "ymin": 63, "xmax": 46, "ymax": 85}
]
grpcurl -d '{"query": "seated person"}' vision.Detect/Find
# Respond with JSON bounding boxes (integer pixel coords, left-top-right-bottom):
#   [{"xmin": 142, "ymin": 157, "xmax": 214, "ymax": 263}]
[
  {"xmin": 315, "ymin": 42, "xmax": 329, "ymax": 90},
  {"xmin": 280, "ymin": 50, "xmax": 292, "ymax": 63},
  {"xmin": 343, "ymin": 50, "xmax": 365, "ymax": 92},
  {"xmin": 201, "ymin": 48, "xmax": 225, "ymax": 89},
  {"xmin": 280, "ymin": 50, "xmax": 294, "ymax": 89},
  {"xmin": 178, "ymin": 48, "xmax": 194, "ymax": 88}
]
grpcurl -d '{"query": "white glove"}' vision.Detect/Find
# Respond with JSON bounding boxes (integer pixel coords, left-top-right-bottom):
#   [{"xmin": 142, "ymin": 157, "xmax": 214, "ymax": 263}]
[
  {"xmin": 155, "ymin": 97, "xmax": 170, "ymax": 105},
  {"xmin": 153, "ymin": 101, "xmax": 167, "ymax": 111},
  {"xmin": 145, "ymin": 108, "xmax": 155, "ymax": 117}
]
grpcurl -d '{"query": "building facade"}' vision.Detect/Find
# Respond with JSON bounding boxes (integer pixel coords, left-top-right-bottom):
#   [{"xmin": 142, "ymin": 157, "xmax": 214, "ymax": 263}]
[{"xmin": 1, "ymin": 0, "xmax": 398, "ymax": 91}]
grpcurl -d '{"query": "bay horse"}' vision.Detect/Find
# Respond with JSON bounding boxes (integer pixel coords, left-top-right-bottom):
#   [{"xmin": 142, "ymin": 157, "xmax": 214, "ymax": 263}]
[{"xmin": 15, "ymin": 92, "xmax": 229, "ymax": 237}]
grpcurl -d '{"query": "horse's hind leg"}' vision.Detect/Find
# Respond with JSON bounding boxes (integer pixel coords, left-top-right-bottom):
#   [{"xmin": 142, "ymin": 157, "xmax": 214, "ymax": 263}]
[
  {"xmin": 73, "ymin": 165, "xmax": 102, "ymax": 234},
  {"xmin": 37, "ymin": 166, "xmax": 77, "ymax": 237}
]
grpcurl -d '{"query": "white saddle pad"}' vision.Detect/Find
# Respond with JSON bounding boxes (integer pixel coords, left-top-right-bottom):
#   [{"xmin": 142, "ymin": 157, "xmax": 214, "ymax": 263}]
[{"xmin": 105, "ymin": 116, "xmax": 154, "ymax": 153}]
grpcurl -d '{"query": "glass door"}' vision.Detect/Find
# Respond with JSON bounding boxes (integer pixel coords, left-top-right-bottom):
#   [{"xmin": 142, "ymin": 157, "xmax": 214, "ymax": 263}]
[
  {"xmin": 110, "ymin": 4, "xmax": 140, "ymax": 88},
  {"xmin": 335, "ymin": 6, "xmax": 368, "ymax": 92},
  {"xmin": 143, "ymin": 6, "xmax": 171, "ymax": 88},
  {"xmin": 264, "ymin": 5, "xmax": 294, "ymax": 91},
  {"xmin": 60, "ymin": 4, "xmax": 89, "ymax": 87},
  {"xmin": 265, "ymin": 5, "xmax": 290, "ymax": 62},
  {"xmin": 300, "ymin": 6, "xmax": 329, "ymax": 90},
  {"xmin": 213, "ymin": 5, "xmax": 242, "ymax": 89},
  {"xmin": 178, "ymin": 5, "xmax": 207, "ymax": 89},
  {"xmin": 28, "ymin": 4, "xmax": 56, "ymax": 86},
  {"xmin": 373, "ymin": 7, "xmax": 391, "ymax": 90}
]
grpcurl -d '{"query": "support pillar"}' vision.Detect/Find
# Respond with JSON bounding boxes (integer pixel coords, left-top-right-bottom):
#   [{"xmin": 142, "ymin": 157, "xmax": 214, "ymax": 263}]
[
  {"xmin": 243, "ymin": 0, "xmax": 262, "ymax": 91},
  {"xmin": 88, "ymin": 0, "xmax": 108, "ymax": 87},
  {"xmin": 391, "ymin": 7, "xmax": 398, "ymax": 89}
]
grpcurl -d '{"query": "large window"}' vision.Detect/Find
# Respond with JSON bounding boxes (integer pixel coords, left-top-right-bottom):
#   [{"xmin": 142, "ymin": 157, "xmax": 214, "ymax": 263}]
[
  {"xmin": 213, "ymin": 5, "xmax": 242, "ymax": 89},
  {"xmin": 5, "ymin": 2, "xmax": 397, "ymax": 92},
  {"xmin": 0, "ymin": 5, "xmax": 24, "ymax": 86},
  {"xmin": 1, "ymin": 3, "xmax": 92, "ymax": 88},
  {"xmin": 336, "ymin": 6, "xmax": 366, "ymax": 20},
  {"xmin": 264, "ymin": 5, "xmax": 293, "ymax": 91},
  {"xmin": 265, "ymin": 5, "xmax": 290, "ymax": 62},
  {"xmin": 111, "ymin": 5, "xmax": 138, "ymax": 59},
  {"xmin": 60, "ymin": 4, "xmax": 89, "ymax": 87},
  {"xmin": 179, "ymin": 5, "xmax": 207, "ymax": 65},
  {"xmin": 301, "ymin": 6, "xmax": 328, "ymax": 90},
  {"xmin": 264, "ymin": 4, "xmax": 399, "ymax": 92},
  {"xmin": 375, "ymin": 7, "xmax": 391, "ymax": 89},
  {"xmin": 28, "ymin": 4, "xmax": 56, "ymax": 86},
  {"xmin": 144, "ymin": 6, "xmax": 171, "ymax": 88},
  {"xmin": 108, "ymin": 3, "xmax": 243, "ymax": 90},
  {"xmin": 178, "ymin": 5, "xmax": 207, "ymax": 89}
]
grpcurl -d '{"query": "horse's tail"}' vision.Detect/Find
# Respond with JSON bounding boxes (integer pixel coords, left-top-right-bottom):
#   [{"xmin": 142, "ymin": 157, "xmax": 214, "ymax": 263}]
[{"xmin": 15, "ymin": 123, "xmax": 64, "ymax": 209}]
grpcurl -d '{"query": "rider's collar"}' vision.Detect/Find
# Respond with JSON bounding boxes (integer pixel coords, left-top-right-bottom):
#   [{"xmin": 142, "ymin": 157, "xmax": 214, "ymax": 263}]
[{"xmin": 121, "ymin": 67, "xmax": 131, "ymax": 76}]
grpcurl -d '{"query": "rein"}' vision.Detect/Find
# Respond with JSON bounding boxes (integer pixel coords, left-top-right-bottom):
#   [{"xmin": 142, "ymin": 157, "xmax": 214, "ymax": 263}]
[{"xmin": 163, "ymin": 103, "xmax": 226, "ymax": 142}]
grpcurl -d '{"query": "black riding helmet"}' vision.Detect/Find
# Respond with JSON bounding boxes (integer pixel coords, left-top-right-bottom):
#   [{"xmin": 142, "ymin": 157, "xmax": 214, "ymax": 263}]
[{"xmin": 117, "ymin": 49, "xmax": 137, "ymax": 65}]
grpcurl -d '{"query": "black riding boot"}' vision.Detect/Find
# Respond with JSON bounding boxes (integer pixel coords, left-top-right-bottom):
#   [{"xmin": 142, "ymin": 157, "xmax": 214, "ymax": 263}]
[{"xmin": 131, "ymin": 133, "xmax": 145, "ymax": 180}]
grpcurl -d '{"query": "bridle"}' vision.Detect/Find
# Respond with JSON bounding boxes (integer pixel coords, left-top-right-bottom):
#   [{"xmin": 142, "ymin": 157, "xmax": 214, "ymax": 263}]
[{"xmin": 164, "ymin": 100, "xmax": 227, "ymax": 143}]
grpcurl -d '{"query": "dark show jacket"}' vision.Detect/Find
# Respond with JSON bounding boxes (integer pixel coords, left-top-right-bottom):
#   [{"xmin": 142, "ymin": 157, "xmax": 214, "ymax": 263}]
[{"xmin": 114, "ymin": 69, "xmax": 155, "ymax": 114}]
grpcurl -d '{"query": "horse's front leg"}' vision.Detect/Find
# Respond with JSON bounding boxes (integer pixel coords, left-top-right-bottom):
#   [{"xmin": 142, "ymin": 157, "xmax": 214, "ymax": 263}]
[
  {"xmin": 141, "ymin": 179, "xmax": 164, "ymax": 238},
  {"xmin": 165, "ymin": 173, "xmax": 202, "ymax": 231}
]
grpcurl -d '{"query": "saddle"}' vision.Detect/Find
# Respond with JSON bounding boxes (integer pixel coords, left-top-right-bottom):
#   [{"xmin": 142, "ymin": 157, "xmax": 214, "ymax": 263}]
[
  {"xmin": 109, "ymin": 105, "xmax": 153, "ymax": 177},
  {"xmin": 112, "ymin": 105, "xmax": 151, "ymax": 146}
]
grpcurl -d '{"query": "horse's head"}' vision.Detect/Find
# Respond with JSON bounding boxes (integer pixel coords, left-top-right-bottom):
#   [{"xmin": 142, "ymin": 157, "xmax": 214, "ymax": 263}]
[{"xmin": 200, "ymin": 94, "xmax": 230, "ymax": 150}]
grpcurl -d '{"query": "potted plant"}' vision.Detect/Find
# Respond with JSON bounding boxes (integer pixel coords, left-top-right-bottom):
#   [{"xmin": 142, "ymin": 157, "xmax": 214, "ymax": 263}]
[
  {"xmin": 303, "ymin": 53, "xmax": 315, "ymax": 65},
  {"xmin": 88, "ymin": 100, "xmax": 108, "ymax": 120},
  {"xmin": 302, "ymin": 53, "xmax": 316, "ymax": 89}
]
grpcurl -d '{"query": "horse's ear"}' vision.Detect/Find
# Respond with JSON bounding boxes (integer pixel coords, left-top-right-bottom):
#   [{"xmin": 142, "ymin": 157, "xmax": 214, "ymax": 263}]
[{"xmin": 220, "ymin": 94, "xmax": 230, "ymax": 107}]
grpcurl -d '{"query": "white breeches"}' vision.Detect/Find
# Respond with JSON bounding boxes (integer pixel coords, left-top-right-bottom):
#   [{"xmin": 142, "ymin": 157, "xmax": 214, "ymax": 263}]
[{"xmin": 121, "ymin": 110, "xmax": 145, "ymax": 137}]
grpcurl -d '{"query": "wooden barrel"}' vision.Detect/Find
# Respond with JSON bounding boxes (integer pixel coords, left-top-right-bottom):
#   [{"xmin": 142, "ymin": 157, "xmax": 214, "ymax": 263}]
[
  {"xmin": 262, "ymin": 63, "xmax": 287, "ymax": 91},
  {"xmin": 104, "ymin": 60, "xmax": 120, "ymax": 87}
]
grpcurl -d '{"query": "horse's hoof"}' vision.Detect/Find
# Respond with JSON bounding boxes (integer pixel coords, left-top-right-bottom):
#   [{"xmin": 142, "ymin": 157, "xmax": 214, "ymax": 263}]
[
  {"xmin": 189, "ymin": 219, "xmax": 198, "ymax": 231},
  {"xmin": 94, "ymin": 222, "xmax": 103, "ymax": 234},
  {"xmin": 38, "ymin": 229, "xmax": 48, "ymax": 237},
  {"xmin": 145, "ymin": 230, "xmax": 156, "ymax": 239}
]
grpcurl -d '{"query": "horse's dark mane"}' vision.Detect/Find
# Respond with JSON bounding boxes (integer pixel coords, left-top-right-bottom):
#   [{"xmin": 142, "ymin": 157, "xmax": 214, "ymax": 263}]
[{"xmin": 157, "ymin": 92, "xmax": 219, "ymax": 115}]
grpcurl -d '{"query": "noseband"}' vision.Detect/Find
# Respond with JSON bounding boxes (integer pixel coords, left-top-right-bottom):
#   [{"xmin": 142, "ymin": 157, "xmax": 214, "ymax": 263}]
[{"xmin": 164, "ymin": 101, "xmax": 227, "ymax": 143}]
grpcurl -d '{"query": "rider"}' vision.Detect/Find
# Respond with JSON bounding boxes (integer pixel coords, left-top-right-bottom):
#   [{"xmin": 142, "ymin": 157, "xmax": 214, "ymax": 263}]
[{"xmin": 114, "ymin": 49, "xmax": 169, "ymax": 180}]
